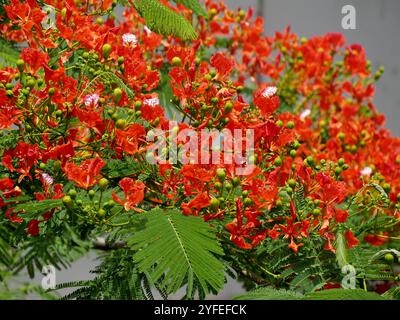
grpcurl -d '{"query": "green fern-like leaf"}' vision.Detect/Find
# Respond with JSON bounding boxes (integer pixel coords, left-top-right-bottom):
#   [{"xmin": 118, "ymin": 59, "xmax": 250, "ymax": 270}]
[
  {"xmin": 172, "ymin": 0, "xmax": 207, "ymax": 17},
  {"xmin": 133, "ymin": 0, "xmax": 197, "ymax": 40},
  {"xmin": 303, "ymin": 289, "xmax": 386, "ymax": 300},
  {"xmin": 233, "ymin": 287, "xmax": 303, "ymax": 300},
  {"xmin": 382, "ymin": 287, "xmax": 400, "ymax": 300},
  {"xmin": 0, "ymin": 38, "xmax": 19, "ymax": 68},
  {"xmin": 0, "ymin": 224, "xmax": 13, "ymax": 267},
  {"xmin": 335, "ymin": 231, "xmax": 349, "ymax": 268},
  {"xmin": 12, "ymin": 199, "xmax": 62, "ymax": 219},
  {"xmin": 128, "ymin": 207, "xmax": 225, "ymax": 297}
]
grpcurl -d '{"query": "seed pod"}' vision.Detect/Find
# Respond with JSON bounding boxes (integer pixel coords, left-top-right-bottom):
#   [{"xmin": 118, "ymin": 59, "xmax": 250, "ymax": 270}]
[
  {"xmin": 224, "ymin": 182, "xmax": 233, "ymax": 191},
  {"xmin": 232, "ymin": 177, "xmax": 241, "ymax": 187},
  {"xmin": 134, "ymin": 100, "xmax": 142, "ymax": 110},
  {"xmin": 98, "ymin": 209, "xmax": 106, "ymax": 218}
]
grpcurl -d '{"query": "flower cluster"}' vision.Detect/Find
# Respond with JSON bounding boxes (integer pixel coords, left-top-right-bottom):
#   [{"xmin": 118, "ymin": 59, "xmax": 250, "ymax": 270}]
[{"xmin": 0, "ymin": 0, "xmax": 399, "ymax": 260}]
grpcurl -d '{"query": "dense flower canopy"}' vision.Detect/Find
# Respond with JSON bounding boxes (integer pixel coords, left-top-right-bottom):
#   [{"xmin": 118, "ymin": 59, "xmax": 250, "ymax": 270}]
[{"xmin": 0, "ymin": 0, "xmax": 399, "ymax": 299}]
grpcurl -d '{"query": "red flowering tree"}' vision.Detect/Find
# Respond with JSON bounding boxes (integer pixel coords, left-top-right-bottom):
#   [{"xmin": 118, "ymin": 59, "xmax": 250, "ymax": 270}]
[{"xmin": 0, "ymin": 0, "xmax": 399, "ymax": 300}]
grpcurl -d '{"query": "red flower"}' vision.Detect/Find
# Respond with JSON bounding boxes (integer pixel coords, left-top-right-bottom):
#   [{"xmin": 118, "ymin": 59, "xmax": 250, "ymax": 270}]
[
  {"xmin": 253, "ymin": 86, "xmax": 280, "ymax": 116},
  {"xmin": 5, "ymin": 208, "xmax": 23, "ymax": 223},
  {"xmin": 116, "ymin": 124, "xmax": 146, "ymax": 155},
  {"xmin": 0, "ymin": 105, "xmax": 22, "ymax": 129},
  {"xmin": 182, "ymin": 193, "xmax": 210, "ymax": 216},
  {"xmin": 210, "ymin": 52, "xmax": 235, "ymax": 79},
  {"xmin": 41, "ymin": 141, "xmax": 75, "ymax": 164},
  {"xmin": 21, "ymin": 47, "xmax": 50, "ymax": 74},
  {"xmin": 288, "ymin": 237, "xmax": 304, "ymax": 253},
  {"xmin": 344, "ymin": 44, "xmax": 368, "ymax": 75},
  {"xmin": 316, "ymin": 173, "xmax": 348, "ymax": 204},
  {"xmin": 345, "ymin": 230, "xmax": 359, "ymax": 248},
  {"xmin": 27, "ymin": 219, "xmax": 40, "ymax": 236},
  {"xmin": 225, "ymin": 199, "xmax": 267, "ymax": 249},
  {"xmin": 0, "ymin": 177, "xmax": 14, "ymax": 190},
  {"xmin": 335, "ymin": 209, "xmax": 349, "ymax": 223},
  {"xmin": 2, "ymin": 142, "xmax": 39, "ymax": 183},
  {"xmin": 64, "ymin": 158, "xmax": 106, "ymax": 190},
  {"xmin": 112, "ymin": 178, "xmax": 145, "ymax": 211},
  {"xmin": 364, "ymin": 234, "xmax": 387, "ymax": 246},
  {"xmin": 279, "ymin": 200, "xmax": 309, "ymax": 252}
]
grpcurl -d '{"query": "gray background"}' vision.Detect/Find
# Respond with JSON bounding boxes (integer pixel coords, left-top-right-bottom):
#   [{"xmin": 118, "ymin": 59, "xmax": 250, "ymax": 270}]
[{"xmin": 25, "ymin": 0, "xmax": 400, "ymax": 299}]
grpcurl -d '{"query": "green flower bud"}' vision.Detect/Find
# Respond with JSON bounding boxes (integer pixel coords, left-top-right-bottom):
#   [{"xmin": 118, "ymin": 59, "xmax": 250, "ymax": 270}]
[
  {"xmin": 115, "ymin": 119, "xmax": 126, "ymax": 130},
  {"xmin": 68, "ymin": 189, "xmax": 78, "ymax": 199},
  {"xmin": 98, "ymin": 178, "xmax": 109, "ymax": 191},
  {"xmin": 286, "ymin": 121, "xmax": 295, "ymax": 129},
  {"xmin": 210, "ymin": 198, "xmax": 220, "ymax": 211},
  {"xmin": 171, "ymin": 56, "xmax": 182, "ymax": 67},
  {"xmin": 243, "ymin": 197, "xmax": 253, "ymax": 207},
  {"xmin": 274, "ymin": 156, "xmax": 283, "ymax": 166},
  {"xmin": 113, "ymin": 87, "xmax": 123, "ymax": 103},
  {"xmin": 216, "ymin": 168, "xmax": 226, "ymax": 181},
  {"xmin": 88, "ymin": 190, "xmax": 96, "ymax": 199},
  {"xmin": 62, "ymin": 196, "xmax": 73, "ymax": 209},
  {"xmin": 16, "ymin": 59, "xmax": 25, "ymax": 73},
  {"xmin": 384, "ymin": 253, "xmax": 394, "ymax": 264},
  {"xmin": 102, "ymin": 44, "xmax": 112, "ymax": 59}
]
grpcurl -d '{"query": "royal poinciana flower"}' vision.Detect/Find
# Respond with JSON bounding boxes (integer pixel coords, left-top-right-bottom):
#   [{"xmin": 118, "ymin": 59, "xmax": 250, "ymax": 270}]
[
  {"xmin": 64, "ymin": 158, "xmax": 106, "ymax": 190},
  {"xmin": 112, "ymin": 178, "xmax": 145, "ymax": 211}
]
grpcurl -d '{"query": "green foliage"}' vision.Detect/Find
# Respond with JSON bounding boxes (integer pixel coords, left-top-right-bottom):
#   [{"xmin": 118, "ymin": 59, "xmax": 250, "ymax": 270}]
[
  {"xmin": 133, "ymin": 0, "xmax": 197, "ymax": 40},
  {"xmin": 156, "ymin": 71, "xmax": 178, "ymax": 120},
  {"xmin": 12, "ymin": 199, "xmax": 63, "ymax": 220},
  {"xmin": 14, "ymin": 221, "xmax": 91, "ymax": 278},
  {"xmin": 0, "ymin": 223, "xmax": 13, "ymax": 267},
  {"xmin": 335, "ymin": 231, "xmax": 349, "ymax": 268},
  {"xmin": 383, "ymin": 286, "xmax": 400, "ymax": 300},
  {"xmin": 55, "ymin": 250, "xmax": 162, "ymax": 300},
  {"xmin": 128, "ymin": 207, "xmax": 226, "ymax": 298},
  {"xmin": 303, "ymin": 288, "xmax": 385, "ymax": 300},
  {"xmin": 0, "ymin": 273, "xmax": 57, "ymax": 300},
  {"xmin": 102, "ymin": 158, "xmax": 155, "ymax": 180},
  {"xmin": 172, "ymin": 0, "xmax": 207, "ymax": 17},
  {"xmin": 233, "ymin": 287, "xmax": 386, "ymax": 300},
  {"xmin": 79, "ymin": 71, "xmax": 136, "ymax": 101},
  {"xmin": 0, "ymin": 38, "xmax": 19, "ymax": 68},
  {"xmin": 233, "ymin": 287, "xmax": 303, "ymax": 300},
  {"xmin": 348, "ymin": 246, "xmax": 397, "ymax": 282}
]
